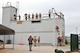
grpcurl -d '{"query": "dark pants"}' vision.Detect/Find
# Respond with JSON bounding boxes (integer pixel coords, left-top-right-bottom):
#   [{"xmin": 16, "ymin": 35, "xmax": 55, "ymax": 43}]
[
  {"xmin": 49, "ymin": 14, "xmax": 51, "ymax": 18},
  {"xmin": 29, "ymin": 43, "xmax": 32, "ymax": 51}
]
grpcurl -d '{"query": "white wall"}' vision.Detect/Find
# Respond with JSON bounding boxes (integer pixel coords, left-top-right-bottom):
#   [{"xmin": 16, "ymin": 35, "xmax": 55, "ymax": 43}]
[
  {"xmin": 9, "ymin": 18, "xmax": 64, "ymax": 45},
  {"xmin": 9, "ymin": 19, "xmax": 55, "ymax": 45},
  {"xmin": 0, "ymin": 35, "xmax": 10, "ymax": 43},
  {"xmin": 2, "ymin": 6, "xmax": 65, "ymax": 45},
  {"xmin": 2, "ymin": 6, "xmax": 17, "ymax": 27},
  {"xmin": 10, "ymin": 32, "xmax": 53, "ymax": 45},
  {"xmin": 9, "ymin": 19, "xmax": 54, "ymax": 32}
]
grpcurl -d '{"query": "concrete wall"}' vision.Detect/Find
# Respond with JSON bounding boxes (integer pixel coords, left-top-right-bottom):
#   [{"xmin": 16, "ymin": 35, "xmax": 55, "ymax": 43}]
[
  {"xmin": 2, "ymin": 6, "xmax": 17, "ymax": 27},
  {"xmin": 10, "ymin": 32, "xmax": 53, "ymax": 45},
  {"xmin": 0, "ymin": 35, "xmax": 10, "ymax": 43},
  {"xmin": 9, "ymin": 19, "xmax": 55, "ymax": 32},
  {"xmin": 9, "ymin": 19, "xmax": 55, "ymax": 45},
  {"xmin": 2, "ymin": 6, "xmax": 65, "ymax": 46}
]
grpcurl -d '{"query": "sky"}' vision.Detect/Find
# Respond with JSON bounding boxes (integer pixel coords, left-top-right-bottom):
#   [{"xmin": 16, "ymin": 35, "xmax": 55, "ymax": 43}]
[{"xmin": 0, "ymin": 0, "xmax": 80, "ymax": 36}]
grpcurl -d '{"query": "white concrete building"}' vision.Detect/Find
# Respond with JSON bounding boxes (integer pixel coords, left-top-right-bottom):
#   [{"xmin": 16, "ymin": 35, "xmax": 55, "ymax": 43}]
[{"xmin": 2, "ymin": 5, "xmax": 65, "ymax": 46}]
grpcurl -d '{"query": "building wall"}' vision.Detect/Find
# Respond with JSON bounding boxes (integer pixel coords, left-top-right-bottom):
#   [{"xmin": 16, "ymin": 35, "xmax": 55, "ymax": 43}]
[
  {"xmin": 10, "ymin": 32, "xmax": 53, "ymax": 45},
  {"xmin": 10, "ymin": 19, "xmax": 54, "ymax": 32},
  {"xmin": 2, "ymin": 6, "xmax": 17, "ymax": 27},
  {"xmin": 0, "ymin": 35, "xmax": 11, "ymax": 43},
  {"xmin": 2, "ymin": 6, "xmax": 65, "ymax": 46},
  {"xmin": 9, "ymin": 19, "xmax": 56, "ymax": 45}
]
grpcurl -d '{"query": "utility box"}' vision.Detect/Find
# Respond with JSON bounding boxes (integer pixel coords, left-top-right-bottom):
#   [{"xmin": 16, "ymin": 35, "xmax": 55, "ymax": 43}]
[
  {"xmin": 70, "ymin": 34, "xmax": 79, "ymax": 51},
  {"xmin": 7, "ymin": 40, "xmax": 11, "ymax": 44}
]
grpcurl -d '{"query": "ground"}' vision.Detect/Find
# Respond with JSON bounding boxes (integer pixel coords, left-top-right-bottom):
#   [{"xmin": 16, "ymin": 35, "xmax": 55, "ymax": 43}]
[{"xmin": 0, "ymin": 44, "xmax": 72, "ymax": 53}]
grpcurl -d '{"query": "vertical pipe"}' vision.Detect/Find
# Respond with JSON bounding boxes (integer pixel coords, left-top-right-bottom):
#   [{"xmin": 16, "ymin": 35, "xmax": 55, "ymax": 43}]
[
  {"xmin": 3, "ymin": 30, "xmax": 5, "ymax": 48},
  {"xmin": 13, "ymin": 34, "xmax": 14, "ymax": 49}
]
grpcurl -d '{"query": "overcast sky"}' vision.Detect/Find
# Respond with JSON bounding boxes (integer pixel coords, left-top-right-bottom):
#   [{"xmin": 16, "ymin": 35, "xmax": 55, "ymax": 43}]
[{"xmin": 0, "ymin": 0, "xmax": 80, "ymax": 36}]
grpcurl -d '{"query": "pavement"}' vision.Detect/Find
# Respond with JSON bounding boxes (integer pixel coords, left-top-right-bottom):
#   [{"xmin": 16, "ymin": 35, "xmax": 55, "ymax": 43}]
[{"xmin": 0, "ymin": 44, "xmax": 70, "ymax": 53}]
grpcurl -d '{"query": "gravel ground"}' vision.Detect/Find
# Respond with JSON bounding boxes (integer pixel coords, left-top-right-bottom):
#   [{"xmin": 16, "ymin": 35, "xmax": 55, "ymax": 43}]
[{"xmin": 0, "ymin": 44, "xmax": 71, "ymax": 53}]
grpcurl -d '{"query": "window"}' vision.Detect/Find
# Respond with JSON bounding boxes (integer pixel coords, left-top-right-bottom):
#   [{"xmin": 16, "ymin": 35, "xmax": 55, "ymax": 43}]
[{"xmin": 31, "ymin": 20, "xmax": 41, "ymax": 23}]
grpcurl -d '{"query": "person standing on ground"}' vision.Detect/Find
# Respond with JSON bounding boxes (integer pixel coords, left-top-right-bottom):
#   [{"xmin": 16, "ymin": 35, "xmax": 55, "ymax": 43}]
[
  {"xmin": 57, "ymin": 36, "xmax": 61, "ymax": 46},
  {"xmin": 28, "ymin": 35, "xmax": 33, "ymax": 51},
  {"xmin": 38, "ymin": 36, "xmax": 40, "ymax": 46},
  {"xmin": 33, "ymin": 36, "xmax": 37, "ymax": 46}
]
